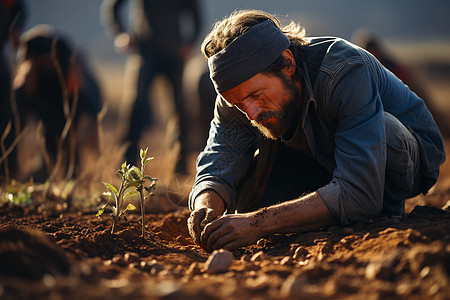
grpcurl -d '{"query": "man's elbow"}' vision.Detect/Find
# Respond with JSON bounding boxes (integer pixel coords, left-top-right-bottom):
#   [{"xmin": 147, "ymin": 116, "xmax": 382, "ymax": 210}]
[{"xmin": 343, "ymin": 195, "xmax": 383, "ymax": 224}]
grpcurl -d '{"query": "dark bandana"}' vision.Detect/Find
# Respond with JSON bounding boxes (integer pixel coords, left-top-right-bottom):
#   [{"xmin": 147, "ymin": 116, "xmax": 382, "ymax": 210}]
[{"xmin": 208, "ymin": 20, "xmax": 290, "ymax": 94}]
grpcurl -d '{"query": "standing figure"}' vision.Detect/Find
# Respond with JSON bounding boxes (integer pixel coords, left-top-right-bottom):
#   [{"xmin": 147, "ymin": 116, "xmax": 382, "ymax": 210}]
[{"xmin": 101, "ymin": 0, "xmax": 201, "ymax": 173}]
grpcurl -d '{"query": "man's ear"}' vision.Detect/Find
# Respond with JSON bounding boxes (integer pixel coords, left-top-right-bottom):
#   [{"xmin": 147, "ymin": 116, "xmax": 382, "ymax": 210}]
[{"xmin": 281, "ymin": 49, "xmax": 296, "ymax": 76}]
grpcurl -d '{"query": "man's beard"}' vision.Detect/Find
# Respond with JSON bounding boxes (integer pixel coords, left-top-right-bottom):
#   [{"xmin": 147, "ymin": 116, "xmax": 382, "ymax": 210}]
[{"xmin": 251, "ymin": 75, "xmax": 300, "ymax": 140}]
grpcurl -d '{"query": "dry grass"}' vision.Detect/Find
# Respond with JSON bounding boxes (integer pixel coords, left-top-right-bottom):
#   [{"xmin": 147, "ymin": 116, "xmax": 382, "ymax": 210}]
[{"xmin": 3, "ymin": 47, "xmax": 450, "ymax": 213}]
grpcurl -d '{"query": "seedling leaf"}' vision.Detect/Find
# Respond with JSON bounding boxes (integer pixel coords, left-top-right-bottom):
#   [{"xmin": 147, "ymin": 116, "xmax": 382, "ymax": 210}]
[
  {"xmin": 124, "ymin": 190, "xmax": 138, "ymax": 199},
  {"xmin": 143, "ymin": 157, "xmax": 154, "ymax": 167},
  {"xmin": 96, "ymin": 203, "xmax": 108, "ymax": 217},
  {"xmin": 140, "ymin": 148, "xmax": 148, "ymax": 160},
  {"xmin": 127, "ymin": 166, "xmax": 142, "ymax": 180},
  {"xmin": 103, "ymin": 182, "xmax": 119, "ymax": 197},
  {"xmin": 121, "ymin": 162, "xmax": 128, "ymax": 173},
  {"xmin": 124, "ymin": 203, "xmax": 136, "ymax": 212},
  {"xmin": 100, "ymin": 148, "xmax": 157, "ymax": 238}
]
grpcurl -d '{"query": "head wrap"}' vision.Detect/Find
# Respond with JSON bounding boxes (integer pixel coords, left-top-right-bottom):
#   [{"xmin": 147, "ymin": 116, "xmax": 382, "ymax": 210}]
[{"xmin": 208, "ymin": 20, "xmax": 290, "ymax": 94}]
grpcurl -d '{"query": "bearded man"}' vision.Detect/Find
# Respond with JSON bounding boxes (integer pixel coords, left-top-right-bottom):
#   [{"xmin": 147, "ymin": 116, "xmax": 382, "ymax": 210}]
[{"xmin": 187, "ymin": 10, "xmax": 445, "ymax": 251}]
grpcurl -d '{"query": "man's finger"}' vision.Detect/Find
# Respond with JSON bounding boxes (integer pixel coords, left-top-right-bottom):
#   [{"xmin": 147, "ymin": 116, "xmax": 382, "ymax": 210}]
[
  {"xmin": 211, "ymin": 232, "xmax": 236, "ymax": 251},
  {"xmin": 200, "ymin": 209, "xmax": 217, "ymax": 229},
  {"xmin": 201, "ymin": 219, "xmax": 225, "ymax": 249},
  {"xmin": 221, "ymin": 239, "xmax": 241, "ymax": 251},
  {"xmin": 187, "ymin": 209, "xmax": 206, "ymax": 243}
]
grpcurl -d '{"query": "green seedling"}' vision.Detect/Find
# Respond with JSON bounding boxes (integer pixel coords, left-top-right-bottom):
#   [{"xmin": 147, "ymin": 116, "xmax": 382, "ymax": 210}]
[
  {"xmin": 3, "ymin": 179, "xmax": 34, "ymax": 206},
  {"xmin": 97, "ymin": 148, "xmax": 157, "ymax": 239},
  {"xmin": 6, "ymin": 189, "xmax": 33, "ymax": 206}
]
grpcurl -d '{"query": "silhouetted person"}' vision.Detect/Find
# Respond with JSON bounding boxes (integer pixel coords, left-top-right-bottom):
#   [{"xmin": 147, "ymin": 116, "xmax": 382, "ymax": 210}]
[
  {"xmin": 14, "ymin": 25, "xmax": 102, "ymax": 180},
  {"xmin": 101, "ymin": 0, "xmax": 201, "ymax": 173}
]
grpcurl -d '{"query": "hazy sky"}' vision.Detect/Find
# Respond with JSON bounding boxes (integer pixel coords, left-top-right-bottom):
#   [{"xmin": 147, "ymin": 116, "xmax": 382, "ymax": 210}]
[{"xmin": 24, "ymin": 0, "xmax": 450, "ymax": 64}]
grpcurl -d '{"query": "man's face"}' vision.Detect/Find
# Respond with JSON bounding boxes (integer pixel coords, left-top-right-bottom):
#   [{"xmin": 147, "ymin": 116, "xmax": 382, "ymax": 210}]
[{"xmin": 221, "ymin": 72, "xmax": 301, "ymax": 140}]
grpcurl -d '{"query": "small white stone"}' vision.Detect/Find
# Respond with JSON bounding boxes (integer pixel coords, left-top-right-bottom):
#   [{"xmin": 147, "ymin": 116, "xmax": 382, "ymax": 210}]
[
  {"xmin": 250, "ymin": 251, "xmax": 265, "ymax": 262},
  {"xmin": 204, "ymin": 249, "xmax": 234, "ymax": 274}
]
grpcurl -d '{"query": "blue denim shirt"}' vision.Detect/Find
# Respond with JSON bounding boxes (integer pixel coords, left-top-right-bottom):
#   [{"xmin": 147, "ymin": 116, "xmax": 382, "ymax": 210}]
[{"xmin": 189, "ymin": 37, "xmax": 445, "ymax": 224}]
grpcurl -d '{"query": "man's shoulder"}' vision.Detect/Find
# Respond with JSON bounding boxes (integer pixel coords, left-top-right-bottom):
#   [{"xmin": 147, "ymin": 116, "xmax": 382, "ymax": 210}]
[
  {"xmin": 305, "ymin": 36, "xmax": 358, "ymax": 51},
  {"xmin": 304, "ymin": 36, "xmax": 366, "ymax": 75}
]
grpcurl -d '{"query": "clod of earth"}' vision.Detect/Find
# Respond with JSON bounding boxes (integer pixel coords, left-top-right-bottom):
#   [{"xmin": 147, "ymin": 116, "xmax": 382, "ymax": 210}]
[{"xmin": 0, "ymin": 201, "xmax": 449, "ymax": 299}]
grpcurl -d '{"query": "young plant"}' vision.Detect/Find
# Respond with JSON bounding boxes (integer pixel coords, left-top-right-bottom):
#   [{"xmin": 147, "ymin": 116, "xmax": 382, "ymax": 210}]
[{"xmin": 97, "ymin": 148, "xmax": 157, "ymax": 239}]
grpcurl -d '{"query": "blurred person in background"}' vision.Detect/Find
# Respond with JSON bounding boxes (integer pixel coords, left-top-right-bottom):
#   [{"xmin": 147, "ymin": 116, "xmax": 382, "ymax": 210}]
[
  {"xmin": 13, "ymin": 25, "xmax": 102, "ymax": 180},
  {"xmin": 0, "ymin": 0, "xmax": 26, "ymax": 180},
  {"xmin": 100, "ymin": 0, "xmax": 202, "ymax": 174},
  {"xmin": 352, "ymin": 28, "xmax": 449, "ymax": 136}
]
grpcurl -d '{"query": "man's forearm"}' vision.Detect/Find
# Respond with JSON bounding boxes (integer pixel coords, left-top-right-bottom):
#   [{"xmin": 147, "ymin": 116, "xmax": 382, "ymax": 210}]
[
  {"xmin": 193, "ymin": 189, "xmax": 226, "ymax": 215},
  {"xmin": 257, "ymin": 191, "xmax": 337, "ymax": 235}
]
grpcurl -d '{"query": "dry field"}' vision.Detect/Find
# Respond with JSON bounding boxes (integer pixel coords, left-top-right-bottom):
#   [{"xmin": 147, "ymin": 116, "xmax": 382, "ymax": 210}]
[{"xmin": 1, "ymin": 48, "xmax": 449, "ymax": 299}]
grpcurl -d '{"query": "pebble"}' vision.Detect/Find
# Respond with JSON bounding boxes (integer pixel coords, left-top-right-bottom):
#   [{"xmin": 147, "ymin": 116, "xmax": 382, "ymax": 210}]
[
  {"xmin": 149, "ymin": 261, "xmax": 165, "ymax": 275},
  {"xmin": 42, "ymin": 274, "xmax": 56, "ymax": 288},
  {"xmin": 240, "ymin": 254, "xmax": 251, "ymax": 262},
  {"xmin": 158, "ymin": 269, "xmax": 173, "ymax": 277},
  {"xmin": 441, "ymin": 199, "xmax": 450, "ymax": 211},
  {"xmin": 187, "ymin": 262, "xmax": 202, "ymax": 275},
  {"xmin": 362, "ymin": 232, "xmax": 371, "ymax": 240},
  {"xmin": 256, "ymin": 238, "xmax": 269, "ymax": 248},
  {"xmin": 204, "ymin": 249, "xmax": 234, "ymax": 274},
  {"xmin": 339, "ymin": 235, "xmax": 360, "ymax": 249},
  {"xmin": 280, "ymin": 256, "xmax": 293, "ymax": 266},
  {"xmin": 289, "ymin": 243, "xmax": 301, "ymax": 254},
  {"xmin": 250, "ymin": 251, "xmax": 266, "ymax": 262},
  {"xmin": 124, "ymin": 252, "xmax": 140, "ymax": 264},
  {"xmin": 419, "ymin": 266, "xmax": 431, "ymax": 278},
  {"xmin": 293, "ymin": 246, "xmax": 309, "ymax": 260},
  {"xmin": 140, "ymin": 260, "xmax": 151, "ymax": 271},
  {"xmin": 139, "ymin": 259, "xmax": 164, "ymax": 274},
  {"xmin": 379, "ymin": 228, "xmax": 397, "ymax": 235},
  {"xmin": 365, "ymin": 260, "xmax": 394, "ymax": 281},
  {"xmin": 280, "ymin": 274, "xmax": 319, "ymax": 298},
  {"xmin": 317, "ymin": 241, "xmax": 333, "ymax": 260},
  {"xmin": 365, "ymin": 261, "xmax": 383, "ymax": 280},
  {"xmin": 111, "ymin": 255, "xmax": 126, "ymax": 266}
]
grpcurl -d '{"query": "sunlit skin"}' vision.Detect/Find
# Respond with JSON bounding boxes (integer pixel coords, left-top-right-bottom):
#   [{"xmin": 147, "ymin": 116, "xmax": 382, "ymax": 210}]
[
  {"xmin": 187, "ymin": 49, "xmax": 337, "ymax": 251},
  {"xmin": 221, "ymin": 50, "xmax": 301, "ymax": 140}
]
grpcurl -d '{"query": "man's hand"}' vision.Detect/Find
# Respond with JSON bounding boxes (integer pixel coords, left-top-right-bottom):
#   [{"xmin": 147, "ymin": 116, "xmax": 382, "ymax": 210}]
[
  {"xmin": 187, "ymin": 207, "xmax": 219, "ymax": 245},
  {"xmin": 201, "ymin": 212, "xmax": 264, "ymax": 251},
  {"xmin": 187, "ymin": 190, "xmax": 225, "ymax": 248},
  {"xmin": 188, "ymin": 191, "xmax": 337, "ymax": 252}
]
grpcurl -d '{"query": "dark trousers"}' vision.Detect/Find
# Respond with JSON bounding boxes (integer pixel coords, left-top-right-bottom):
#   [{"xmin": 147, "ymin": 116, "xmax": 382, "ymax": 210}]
[{"xmin": 249, "ymin": 142, "xmax": 332, "ymax": 211}]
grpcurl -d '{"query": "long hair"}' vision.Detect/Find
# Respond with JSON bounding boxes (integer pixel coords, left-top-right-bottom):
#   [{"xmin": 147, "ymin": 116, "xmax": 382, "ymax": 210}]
[{"xmin": 201, "ymin": 10, "xmax": 308, "ymax": 78}]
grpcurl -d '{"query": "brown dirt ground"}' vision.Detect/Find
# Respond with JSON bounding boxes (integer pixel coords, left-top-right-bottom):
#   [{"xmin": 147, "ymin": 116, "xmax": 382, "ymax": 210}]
[{"xmin": 1, "ymin": 158, "xmax": 450, "ymax": 300}]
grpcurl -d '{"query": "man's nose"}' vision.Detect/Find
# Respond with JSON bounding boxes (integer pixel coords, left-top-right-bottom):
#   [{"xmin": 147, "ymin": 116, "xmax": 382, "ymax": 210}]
[{"xmin": 242, "ymin": 102, "xmax": 262, "ymax": 121}]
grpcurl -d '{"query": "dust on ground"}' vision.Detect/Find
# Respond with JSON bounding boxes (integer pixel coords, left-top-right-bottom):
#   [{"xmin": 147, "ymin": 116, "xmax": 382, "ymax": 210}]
[{"xmin": 1, "ymin": 149, "xmax": 450, "ymax": 300}]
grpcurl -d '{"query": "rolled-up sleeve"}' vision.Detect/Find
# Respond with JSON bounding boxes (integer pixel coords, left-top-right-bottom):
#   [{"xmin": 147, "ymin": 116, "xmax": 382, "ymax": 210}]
[
  {"xmin": 189, "ymin": 96, "xmax": 258, "ymax": 211},
  {"xmin": 317, "ymin": 60, "xmax": 386, "ymax": 224}
]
